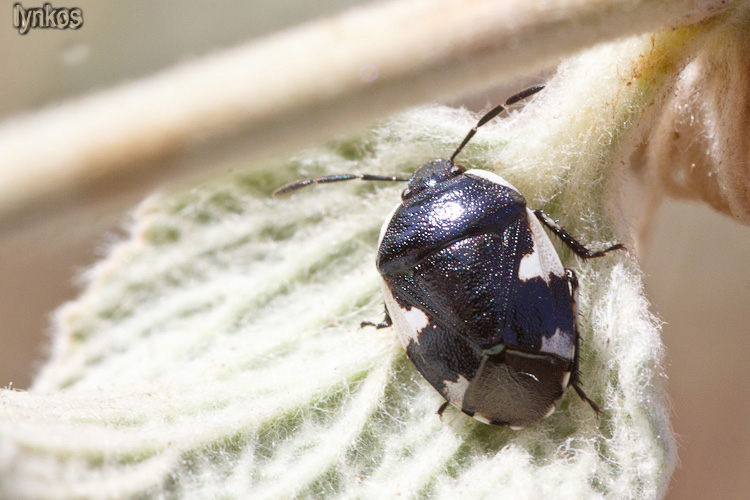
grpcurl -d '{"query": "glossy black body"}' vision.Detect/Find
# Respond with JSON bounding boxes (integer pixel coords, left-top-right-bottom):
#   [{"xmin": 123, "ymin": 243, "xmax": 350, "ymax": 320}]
[
  {"xmin": 377, "ymin": 161, "xmax": 575, "ymax": 427},
  {"xmin": 271, "ymin": 86, "xmax": 617, "ymax": 427}
]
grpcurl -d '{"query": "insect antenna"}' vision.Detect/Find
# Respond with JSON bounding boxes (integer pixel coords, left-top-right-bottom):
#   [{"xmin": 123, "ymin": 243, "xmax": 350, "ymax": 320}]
[
  {"xmin": 450, "ymin": 85, "xmax": 545, "ymax": 163},
  {"xmin": 273, "ymin": 173, "xmax": 410, "ymax": 197},
  {"xmin": 274, "ymin": 85, "xmax": 543, "ymax": 196}
]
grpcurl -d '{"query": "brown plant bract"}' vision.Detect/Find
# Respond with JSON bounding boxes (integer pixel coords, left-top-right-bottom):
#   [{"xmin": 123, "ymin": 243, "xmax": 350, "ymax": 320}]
[{"xmin": 643, "ymin": 15, "xmax": 750, "ymax": 223}]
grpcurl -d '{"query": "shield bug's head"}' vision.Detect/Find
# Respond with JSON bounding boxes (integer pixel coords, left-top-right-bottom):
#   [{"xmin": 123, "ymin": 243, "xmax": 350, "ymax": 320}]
[{"xmin": 401, "ymin": 160, "xmax": 465, "ymax": 201}]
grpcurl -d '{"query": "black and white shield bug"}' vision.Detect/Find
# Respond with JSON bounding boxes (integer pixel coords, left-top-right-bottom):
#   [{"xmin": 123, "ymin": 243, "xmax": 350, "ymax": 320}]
[{"xmin": 274, "ymin": 86, "xmax": 623, "ymax": 429}]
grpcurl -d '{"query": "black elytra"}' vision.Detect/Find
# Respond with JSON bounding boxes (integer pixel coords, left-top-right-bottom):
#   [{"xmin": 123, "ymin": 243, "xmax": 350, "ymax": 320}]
[{"xmin": 273, "ymin": 85, "xmax": 624, "ymax": 429}]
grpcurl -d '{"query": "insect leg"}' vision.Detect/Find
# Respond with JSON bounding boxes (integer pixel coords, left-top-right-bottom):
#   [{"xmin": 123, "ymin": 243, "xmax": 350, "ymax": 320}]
[
  {"xmin": 533, "ymin": 210, "xmax": 624, "ymax": 259},
  {"xmin": 361, "ymin": 306, "xmax": 393, "ymax": 329},
  {"xmin": 437, "ymin": 401, "xmax": 450, "ymax": 420}
]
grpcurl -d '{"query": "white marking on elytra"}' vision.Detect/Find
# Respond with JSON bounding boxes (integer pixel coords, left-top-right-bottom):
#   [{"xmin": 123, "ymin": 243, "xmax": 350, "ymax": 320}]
[
  {"xmin": 517, "ymin": 251, "xmax": 545, "ymax": 282},
  {"xmin": 464, "ymin": 169, "xmax": 520, "ymax": 193},
  {"xmin": 543, "ymin": 404, "xmax": 557, "ymax": 419},
  {"xmin": 518, "ymin": 208, "xmax": 565, "ymax": 283},
  {"xmin": 509, "ymin": 404, "xmax": 555, "ymax": 430},
  {"xmin": 442, "ymin": 375, "xmax": 471, "ymax": 408},
  {"xmin": 540, "ymin": 327, "xmax": 575, "ymax": 360},
  {"xmin": 473, "ymin": 413, "xmax": 492, "ymax": 425},
  {"xmin": 561, "ymin": 371, "xmax": 571, "ymax": 389},
  {"xmin": 379, "ymin": 278, "xmax": 429, "ymax": 349}
]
